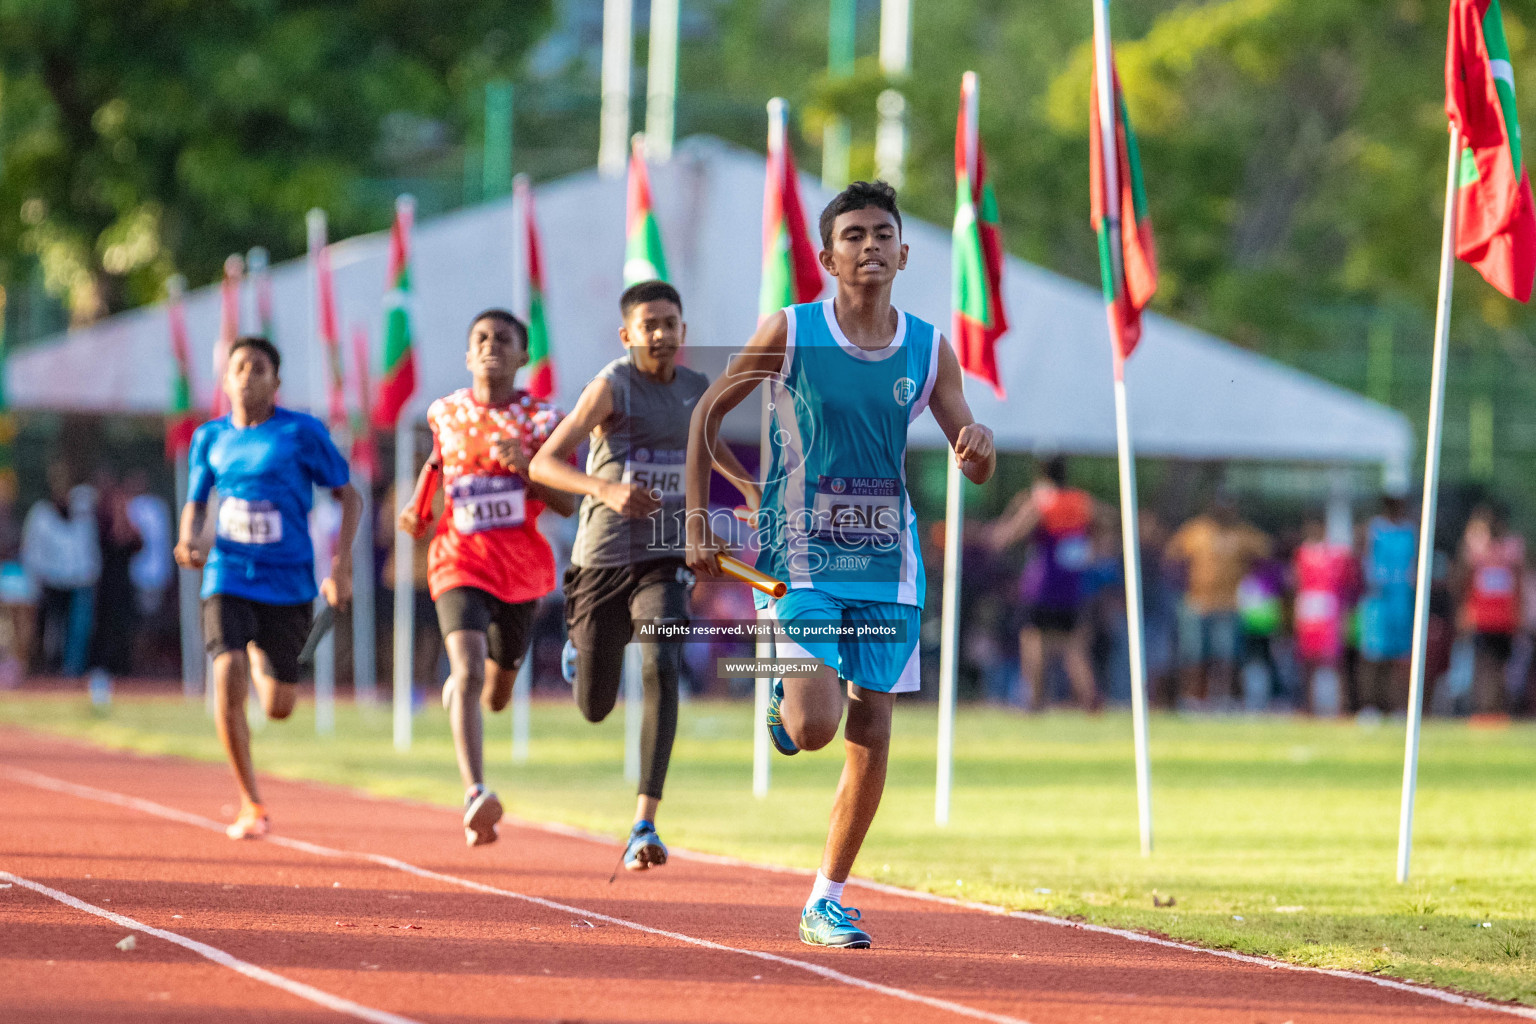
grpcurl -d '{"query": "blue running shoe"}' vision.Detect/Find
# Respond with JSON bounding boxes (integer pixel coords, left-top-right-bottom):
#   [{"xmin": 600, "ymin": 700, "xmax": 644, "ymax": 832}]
[
  {"xmin": 623, "ymin": 820, "xmax": 667, "ymax": 871},
  {"xmin": 561, "ymin": 639, "xmax": 578, "ymax": 686},
  {"xmin": 767, "ymin": 680, "xmax": 799, "ymax": 755},
  {"xmin": 799, "ymin": 899, "xmax": 871, "ymax": 948}
]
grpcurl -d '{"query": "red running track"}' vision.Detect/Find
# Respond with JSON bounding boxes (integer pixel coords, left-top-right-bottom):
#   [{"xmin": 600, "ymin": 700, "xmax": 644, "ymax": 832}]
[{"xmin": 1, "ymin": 726, "xmax": 1531, "ymax": 1024}]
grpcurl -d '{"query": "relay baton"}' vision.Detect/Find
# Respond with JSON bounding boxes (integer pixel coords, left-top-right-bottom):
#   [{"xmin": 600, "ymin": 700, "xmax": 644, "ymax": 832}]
[
  {"xmin": 410, "ymin": 462, "xmax": 442, "ymax": 530},
  {"xmin": 717, "ymin": 554, "xmax": 786, "ymax": 599},
  {"xmin": 298, "ymin": 603, "xmax": 337, "ymax": 667}
]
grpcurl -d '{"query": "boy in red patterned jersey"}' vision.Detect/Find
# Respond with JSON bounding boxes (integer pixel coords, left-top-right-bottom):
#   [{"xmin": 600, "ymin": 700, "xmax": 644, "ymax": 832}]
[{"xmin": 398, "ymin": 310, "xmax": 577, "ymax": 846}]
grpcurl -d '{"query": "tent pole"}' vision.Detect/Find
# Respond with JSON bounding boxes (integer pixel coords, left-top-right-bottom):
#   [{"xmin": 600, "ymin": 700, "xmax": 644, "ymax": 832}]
[{"xmin": 1399, "ymin": 124, "xmax": 1460, "ymax": 884}]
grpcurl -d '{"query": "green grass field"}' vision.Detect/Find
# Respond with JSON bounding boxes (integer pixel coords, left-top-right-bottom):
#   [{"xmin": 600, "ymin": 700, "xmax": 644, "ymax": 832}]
[{"xmin": 2, "ymin": 692, "xmax": 1533, "ymax": 1004}]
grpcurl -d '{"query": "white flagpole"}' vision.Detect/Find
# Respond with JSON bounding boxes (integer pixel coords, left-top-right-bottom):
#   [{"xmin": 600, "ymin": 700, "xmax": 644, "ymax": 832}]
[
  {"xmin": 351, "ymin": 472, "xmax": 376, "ymax": 705},
  {"xmin": 935, "ymin": 456, "xmax": 964, "ymax": 825},
  {"xmin": 173, "ymin": 454, "xmax": 203, "ymax": 700},
  {"xmin": 306, "ymin": 210, "xmax": 338, "ymax": 737},
  {"xmin": 1094, "ymin": 0, "xmax": 1153, "ymax": 856},
  {"xmin": 936, "ymin": 73, "xmax": 981, "ymax": 827},
  {"xmin": 751, "ymin": 102, "xmax": 787, "ymax": 801},
  {"xmin": 392, "ymin": 416, "xmax": 415, "ymax": 752},
  {"xmin": 623, "ymin": 643, "xmax": 642, "ymax": 783},
  {"xmin": 753, "ymin": 390, "xmax": 773, "ymax": 800},
  {"xmin": 598, "ymin": 0, "xmax": 634, "ymax": 176},
  {"xmin": 510, "ymin": 175, "xmax": 532, "ymax": 767},
  {"xmin": 512, "ymin": 656, "xmax": 532, "ymax": 764},
  {"xmin": 1398, "ymin": 124, "xmax": 1461, "ymax": 884},
  {"xmin": 644, "ymin": 0, "xmax": 679, "ymax": 162},
  {"xmin": 875, "ymin": 0, "xmax": 912, "ymax": 187}
]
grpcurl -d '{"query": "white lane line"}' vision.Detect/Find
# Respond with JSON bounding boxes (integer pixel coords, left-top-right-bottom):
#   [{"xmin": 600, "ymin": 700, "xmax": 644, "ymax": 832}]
[
  {"xmin": 0, "ymin": 766, "xmax": 1031, "ymax": 1024},
  {"xmin": 0, "ymin": 870, "xmax": 423, "ymax": 1024},
  {"xmin": 665, "ymin": 850, "xmax": 1536, "ymax": 1022}
]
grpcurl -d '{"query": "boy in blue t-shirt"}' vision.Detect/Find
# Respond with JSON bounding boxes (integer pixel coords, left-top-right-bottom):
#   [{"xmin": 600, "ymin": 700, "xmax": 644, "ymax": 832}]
[{"xmin": 174, "ymin": 336, "xmax": 361, "ymax": 840}]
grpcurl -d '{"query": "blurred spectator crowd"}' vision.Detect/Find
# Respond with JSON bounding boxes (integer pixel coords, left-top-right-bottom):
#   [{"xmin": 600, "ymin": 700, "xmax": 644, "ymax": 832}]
[
  {"xmin": 943, "ymin": 457, "xmax": 1536, "ymax": 722},
  {"xmin": 4, "ymin": 447, "xmax": 1533, "ymax": 723}
]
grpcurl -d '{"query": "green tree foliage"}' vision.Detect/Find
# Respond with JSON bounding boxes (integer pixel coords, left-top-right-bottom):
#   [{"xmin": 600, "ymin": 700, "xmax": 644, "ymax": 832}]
[
  {"xmin": 0, "ymin": 0, "xmax": 552, "ymax": 320},
  {"xmin": 691, "ymin": 0, "xmax": 1536, "ymax": 351}
]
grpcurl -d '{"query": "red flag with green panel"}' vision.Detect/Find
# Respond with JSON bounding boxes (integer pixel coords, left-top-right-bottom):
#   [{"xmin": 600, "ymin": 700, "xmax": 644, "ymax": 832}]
[
  {"xmin": 518, "ymin": 177, "xmax": 556, "ymax": 400},
  {"xmin": 373, "ymin": 197, "xmax": 418, "ymax": 429},
  {"xmin": 951, "ymin": 72, "xmax": 1009, "ymax": 398},
  {"xmin": 350, "ymin": 323, "xmax": 379, "ymax": 480},
  {"xmin": 210, "ymin": 254, "xmax": 242, "ymax": 418},
  {"xmin": 760, "ymin": 99, "xmax": 824, "ymax": 319},
  {"xmin": 1448, "ymin": 0, "xmax": 1536, "ymax": 302},
  {"xmin": 1090, "ymin": 55, "xmax": 1159, "ymax": 363},
  {"xmin": 165, "ymin": 276, "xmax": 198, "ymax": 458},
  {"xmin": 624, "ymin": 136, "xmax": 669, "ymax": 285}
]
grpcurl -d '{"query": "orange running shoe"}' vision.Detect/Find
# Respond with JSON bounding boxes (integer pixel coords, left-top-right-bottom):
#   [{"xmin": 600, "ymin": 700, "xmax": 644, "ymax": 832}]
[{"xmin": 226, "ymin": 802, "xmax": 269, "ymax": 840}]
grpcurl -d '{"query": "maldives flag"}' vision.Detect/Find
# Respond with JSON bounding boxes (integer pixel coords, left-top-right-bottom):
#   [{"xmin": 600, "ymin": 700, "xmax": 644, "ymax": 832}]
[
  {"xmin": 951, "ymin": 72, "xmax": 1009, "ymax": 398},
  {"xmin": 1090, "ymin": 55, "xmax": 1159, "ymax": 364},
  {"xmin": 165, "ymin": 275, "xmax": 198, "ymax": 458},
  {"xmin": 373, "ymin": 196, "xmax": 418, "ymax": 429},
  {"xmin": 516, "ymin": 175, "xmax": 556, "ymax": 400},
  {"xmin": 623, "ymin": 135, "xmax": 669, "ymax": 285},
  {"xmin": 350, "ymin": 324, "xmax": 379, "ymax": 480},
  {"xmin": 759, "ymin": 98, "xmax": 824, "ymax": 319},
  {"xmin": 210, "ymin": 254, "xmax": 243, "ymax": 417},
  {"xmin": 1448, "ymin": 0, "xmax": 1536, "ymax": 302},
  {"xmin": 308, "ymin": 211, "xmax": 348, "ymax": 430}
]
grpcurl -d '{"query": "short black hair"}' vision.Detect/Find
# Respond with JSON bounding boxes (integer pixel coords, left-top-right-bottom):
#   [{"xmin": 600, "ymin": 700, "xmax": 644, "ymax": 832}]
[
  {"xmin": 819, "ymin": 180, "xmax": 902, "ymax": 248},
  {"xmin": 620, "ymin": 280, "xmax": 683, "ymax": 318},
  {"xmin": 228, "ymin": 335, "xmax": 281, "ymax": 373},
  {"xmin": 1039, "ymin": 455, "xmax": 1069, "ymax": 486},
  {"xmin": 468, "ymin": 308, "xmax": 528, "ymax": 349}
]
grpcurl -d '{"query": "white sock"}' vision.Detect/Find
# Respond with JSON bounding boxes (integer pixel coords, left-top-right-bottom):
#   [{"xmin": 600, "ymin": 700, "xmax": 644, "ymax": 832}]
[{"xmin": 807, "ymin": 871, "xmax": 844, "ymax": 908}]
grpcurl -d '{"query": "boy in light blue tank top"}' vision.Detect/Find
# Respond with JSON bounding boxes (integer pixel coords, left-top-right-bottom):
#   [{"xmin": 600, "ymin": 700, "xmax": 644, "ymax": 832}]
[
  {"xmin": 1358, "ymin": 493, "xmax": 1418, "ymax": 711},
  {"xmin": 686, "ymin": 182, "xmax": 996, "ymax": 949}
]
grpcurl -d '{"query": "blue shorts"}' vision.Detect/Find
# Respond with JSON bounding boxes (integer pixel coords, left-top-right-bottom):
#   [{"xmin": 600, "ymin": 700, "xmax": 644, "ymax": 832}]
[
  {"xmin": 1359, "ymin": 591, "xmax": 1414, "ymax": 661},
  {"xmin": 766, "ymin": 590, "xmax": 922, "ymax": 694},
  {"xmin": 1178, "ymin": 603, "xmax": 1239, "ymax": 666}
]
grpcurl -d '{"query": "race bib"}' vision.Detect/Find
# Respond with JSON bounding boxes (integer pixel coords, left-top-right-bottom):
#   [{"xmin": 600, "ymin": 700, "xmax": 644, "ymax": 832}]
[
  {"xmin": 622, "ymin": 448, "xmax": 686, "ymax": 502},
  {"xmin": 217, "ymin": 498, "xmax": 282, "ymax": 545},
  {"xmin": 811, "ymin": 476, "xmax": 902, "ymax": 545},
  {"xmin": 1476, "ymin": 565, "xmax": 1515, "ymax": 595},
  {"xmin": 1296, "ymin": 589, "xmax": 1339, "ymax": 624},
  {"xmin": 450, "ymin": 474, "xmax": 526, "ymax": 535}
]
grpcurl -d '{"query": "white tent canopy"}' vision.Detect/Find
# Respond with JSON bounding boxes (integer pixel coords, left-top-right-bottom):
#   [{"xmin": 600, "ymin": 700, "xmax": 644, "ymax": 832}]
[{"xmin": 10, "ymin": 136, "xmax": 1411, "ymax": 480}]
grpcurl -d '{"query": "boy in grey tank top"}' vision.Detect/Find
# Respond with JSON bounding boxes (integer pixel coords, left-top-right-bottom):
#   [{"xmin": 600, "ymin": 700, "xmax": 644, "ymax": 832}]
[{"xmin": 530, "ymin": 281, "xmax": 758, "ymax": 870}]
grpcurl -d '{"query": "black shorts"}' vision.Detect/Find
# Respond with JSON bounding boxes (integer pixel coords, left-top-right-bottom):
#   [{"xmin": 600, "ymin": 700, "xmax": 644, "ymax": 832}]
[
  {"xmin": 563, "ymin": 557, "xmax": 692, "ymax": 653},
  {"xmin": 1026, "ymin": 605, "xmax": 1080, "ymax": 634},
  {"xmin": 202, "ymin": 595, "xmax": 312, "ymax": 684},
  {"xmin": 434, "ymin": 587, "xmax": 536, "ymax": 670},
  {"xmin": 1474, "ymin": 631, "xmax": 1515, "ymax": 662}
]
